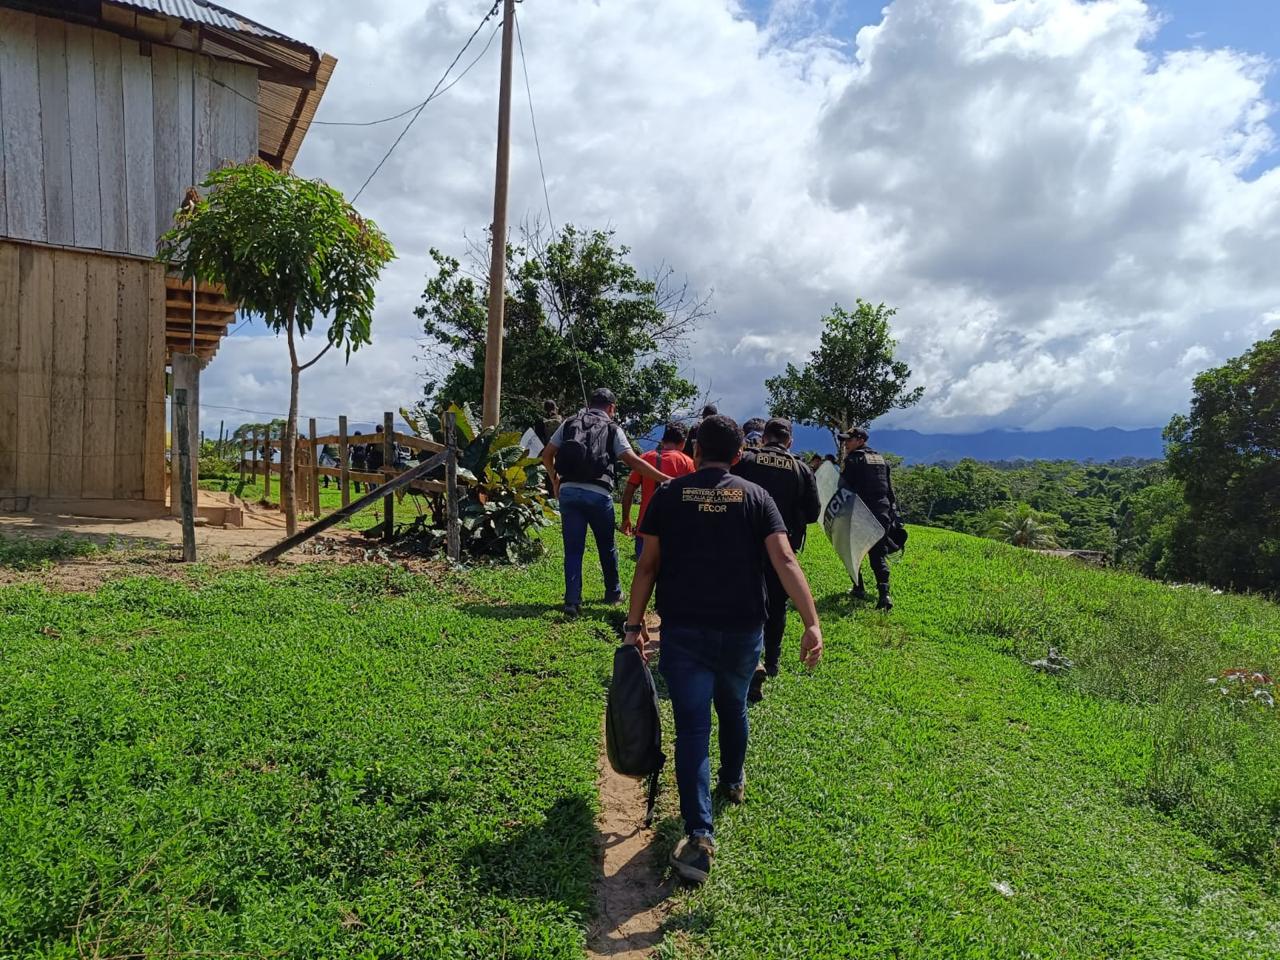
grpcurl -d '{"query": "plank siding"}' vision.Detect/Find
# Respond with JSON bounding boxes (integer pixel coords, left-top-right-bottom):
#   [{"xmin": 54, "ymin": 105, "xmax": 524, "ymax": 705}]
[
  {"xmin": 209, "ymin": 59, "xmax": 239, "ymax": 170},
  {"xmin": 231, "ymin": 62, "xmax": 258, "ymax": 165},
  {"xmin": 35, "ymin": 18, "xmax": 73, "ymax": 246},
  {"xmin": 113, "ymin": 259, "xmax": 149, "ymax": 499},
  {"xmin": 93, "ymin": 29, "xmax": 129, "ymax": 253},
  {"xmin": 65, "ymin": 24, "xmax": 102, "ymax": 249},
  {"xmin": 174, "ymin": 50, "xmax": 195, "ymax": 194},
  {"xmin": 192, "ymin": 54, "xmax": 213, "ymax": 185},
  {"xmin": 0, "ymin": 245, "xmax": 18, "ymax": 493},
  {"xmin": 3, "ymin": 10, "xmax": 258, "ymax": 256},
  {"xmin": 15, "ymin": 246, "xmax": 53, "ymax": 496},
  {"xmin": 143, "ymin": 265, "xmax": 166, "ymax": 502},
  {"xmin": 49, "ymin": 251, "xmax": 88, "ymax": 496},
  {"xmin": 81, "ymin": 252, "xmax": 118, "ymax": 498},
  {"xmin": 0, "ymin": 10, "xmax": 47, "ymax": 242},
  {"xmin": 120, "ymin": 41, "xmax": 155, "ymax": 258}
]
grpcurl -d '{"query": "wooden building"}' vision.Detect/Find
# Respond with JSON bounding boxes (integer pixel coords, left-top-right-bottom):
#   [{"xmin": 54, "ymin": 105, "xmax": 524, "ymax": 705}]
[{"xmin": 0, "ymin": 0, "xmax": 334, "ymax": 513}]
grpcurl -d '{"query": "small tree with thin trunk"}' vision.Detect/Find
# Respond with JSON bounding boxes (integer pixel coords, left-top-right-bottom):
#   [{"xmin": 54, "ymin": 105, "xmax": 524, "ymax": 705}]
[
  {"xmin": 766, "ymin": 299, "xmax": 923, "ymax": 447},
  {"xmin": 159, "ymin": 163, "xmax": 394, "ymax": 535}
]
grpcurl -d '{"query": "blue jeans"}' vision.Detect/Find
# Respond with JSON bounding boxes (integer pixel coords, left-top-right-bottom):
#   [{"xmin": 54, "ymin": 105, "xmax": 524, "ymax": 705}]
[
  {"xmin": 559, "ymin": 485, "xmax": 620, "ymax": 606},
  {"xmin": 659, "ymin": 623, "xmax": 764, "ymax": 838}
]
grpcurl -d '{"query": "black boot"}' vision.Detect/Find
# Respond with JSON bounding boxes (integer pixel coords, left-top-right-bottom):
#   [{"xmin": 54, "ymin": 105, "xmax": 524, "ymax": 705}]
[
  {"xmin": 850, "ymin": 581, "xmax": 867, "ymax": 600},
  {"xmin": 875, "ymin": 583, "xmax": 893, "ymax": 611}
]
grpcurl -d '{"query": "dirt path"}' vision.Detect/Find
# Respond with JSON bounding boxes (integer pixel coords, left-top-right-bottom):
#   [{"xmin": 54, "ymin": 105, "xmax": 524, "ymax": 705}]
[
  {"xmin": 588, "ymin": 619, "xmax": 673, "ymax": 960},
  {"xmin": 587, "ymin": 732, "xmax": 673, "ymax": 960}
]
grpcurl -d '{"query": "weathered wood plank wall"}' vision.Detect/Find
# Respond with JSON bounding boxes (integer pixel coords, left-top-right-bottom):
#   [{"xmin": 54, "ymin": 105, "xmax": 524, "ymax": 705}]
[
  {"xmin": 0, "ymin": 8, "xmax": 258, "ymax": 258},
  {"xmin": 0, "ymin": 240, "xmax": 165, "ymax": 503}
]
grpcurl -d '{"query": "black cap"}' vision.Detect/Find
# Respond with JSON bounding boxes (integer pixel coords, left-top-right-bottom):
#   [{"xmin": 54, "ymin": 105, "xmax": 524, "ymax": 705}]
[
  {"xmin": 590, "ymin": 387, "xmax": 616, "ymax": 408},
  {"xmin": 838, "ymin": 427, "xmax": 869, "ymax": 441},
  {"xmin": 764, "ymin": 417, "xmax": 792, "ymax": 442}
]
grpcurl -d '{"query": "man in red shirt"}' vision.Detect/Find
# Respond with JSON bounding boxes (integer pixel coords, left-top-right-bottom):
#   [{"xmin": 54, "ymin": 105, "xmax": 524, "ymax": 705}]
[{"xmin": 621, "ymin": 422, "xmax": 696, "ymax": 557}]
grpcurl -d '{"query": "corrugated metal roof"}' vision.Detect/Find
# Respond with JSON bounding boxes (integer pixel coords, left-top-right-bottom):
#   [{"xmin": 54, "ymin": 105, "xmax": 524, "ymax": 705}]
[{"xmin": 106, "ymin": 0, "xmax": 301, "ymax": 46}]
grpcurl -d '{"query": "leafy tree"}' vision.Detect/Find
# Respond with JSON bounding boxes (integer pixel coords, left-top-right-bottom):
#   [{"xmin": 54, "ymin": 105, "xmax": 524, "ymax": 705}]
[
  {"xmin": 986, "ymin": 502, "xmax": 1061, "ymax": 549},
  {"xmin": 766, "ymin": 300, "xmax": 924, "ymax": 445},
  {"xmin": 1165, "ymin": 330, "xmax": 1280, "ymax": 593},
  {"xmin": 159, "ymin": 163, "xmax": 394, "ymax": 536},
  {"xmin": 417, "ymin": 223, "xmax": 706, "ymax": 440},
  {"xmin": 1115, "ymin": 477, "xmax": 1195, "ymax": 579}
]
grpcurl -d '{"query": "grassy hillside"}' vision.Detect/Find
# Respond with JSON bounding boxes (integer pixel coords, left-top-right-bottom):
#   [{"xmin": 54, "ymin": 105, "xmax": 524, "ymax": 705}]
[
  {"xmin": 653, "ymin": 526, "xmax": 1280, "ymax": 958},
  {"xmin": 1, "ymin": 524, "xmax": 1277, "ymax": 958}
]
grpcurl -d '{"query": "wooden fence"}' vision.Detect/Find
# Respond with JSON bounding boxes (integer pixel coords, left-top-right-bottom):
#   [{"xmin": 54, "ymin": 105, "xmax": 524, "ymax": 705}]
[{"xmin": 238, "ymin": 411, "xmax": 464, "ymax": 563}]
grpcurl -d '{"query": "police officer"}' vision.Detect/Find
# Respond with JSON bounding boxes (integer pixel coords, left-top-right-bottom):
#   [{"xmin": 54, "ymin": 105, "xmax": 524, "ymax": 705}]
[
  {"xmin": 742, "ymin": 417, "xmax": 767, "ymax": 449},
  {"xmin": 838, "ymin": 427, "xmax": 899, "ymax": 610},
  {"xmin": 733, "ymin": 418, "xmax": 821, "ymax": 701}
]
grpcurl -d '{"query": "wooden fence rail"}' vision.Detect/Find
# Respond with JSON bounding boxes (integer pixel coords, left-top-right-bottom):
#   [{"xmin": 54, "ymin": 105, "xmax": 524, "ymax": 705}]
[{"xmin": 238, "ymin": 412, "xmax": 463, "ymax": 563}]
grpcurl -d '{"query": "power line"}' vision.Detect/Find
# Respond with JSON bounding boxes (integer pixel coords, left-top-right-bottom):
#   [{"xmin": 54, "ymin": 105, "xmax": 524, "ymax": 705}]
[
  {"xmin": 207, "ymin": 16, "xmax": 500, "ymax": 133},
  {"xmin": 514, "ymin": 9, "xmax": 588, "ymax": 409},
  {"xmin": 353, "ymin": 3, "xmax": 505, "ymax": 203}
]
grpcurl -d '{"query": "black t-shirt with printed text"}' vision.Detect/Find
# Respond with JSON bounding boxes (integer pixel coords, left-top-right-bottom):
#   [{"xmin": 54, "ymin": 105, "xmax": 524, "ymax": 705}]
[{"xmin": 639, "ymin": 467, "xmax": 787, "ymax": 630}]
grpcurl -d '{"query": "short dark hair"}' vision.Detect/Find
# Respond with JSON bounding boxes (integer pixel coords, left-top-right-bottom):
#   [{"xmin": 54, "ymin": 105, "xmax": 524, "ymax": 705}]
[
  {"xmin": 661, "ymin": 422, "xmax": 687, "ymax": 445},
  {"xmin": 543, "ymin": 399, "xmax": 558, "ymax": 415},
  {"xmin": 590, "ymin": 388, "xmax": 616, "ymax": 409},
  {"xmin": 743, "ymin": 417, "xmax": 767, "ymax": 436},
  {"xmin": 763, "ymin": 417, "xmax": 792, "ymax": 443},
  {"xmin": 700, "ymin": 403, "xmax": 718, "ymax": 418},
  {"xmin": 695, "ymin": 414, "xmax": 743, "ymax": 463}
]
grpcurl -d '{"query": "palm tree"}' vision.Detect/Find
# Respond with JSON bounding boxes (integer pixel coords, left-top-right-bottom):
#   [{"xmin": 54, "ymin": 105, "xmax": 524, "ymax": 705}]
[{"xmin": 987, "ymin": 503, "xmax": 1060, "ymax": 549}]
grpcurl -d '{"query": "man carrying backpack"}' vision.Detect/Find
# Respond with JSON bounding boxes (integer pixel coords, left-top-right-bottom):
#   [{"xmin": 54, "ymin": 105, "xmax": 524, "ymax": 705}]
[
  {"xmin": 625, "ymin": 415, "xmax": 823, "ymax": 885},
  {"xmin": 732, "ymin": 417, "xmax": 821, "ymax": 702},
  {"xmin": 542, "ymin": 388, "xmax": 672, "ymax": 618}
]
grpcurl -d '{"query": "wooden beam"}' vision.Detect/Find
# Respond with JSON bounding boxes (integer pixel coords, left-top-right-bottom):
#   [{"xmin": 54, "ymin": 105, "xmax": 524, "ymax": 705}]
[{"xmin": 253, "ymin": 450, "xmax": 448, "ymax": 563}]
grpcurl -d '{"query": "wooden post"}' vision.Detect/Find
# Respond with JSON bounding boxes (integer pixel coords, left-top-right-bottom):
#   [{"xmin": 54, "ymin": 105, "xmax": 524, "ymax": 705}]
[
  {"xmin": 175, "ymin": 388, "xmax": 197, "ymax": 562},
  {"xmin": 382, "ymin": 411, "xmax": 394, "ymax": 541},
  {"xmin": 239, "ymin": 439, "xmax": 246, "ymax": 483},
  {"xmin": 263, "ymin": 431, "xmax": 272, "ymax": 502},
  {"xmin": 339, "ymin": 415, "xmax": 350, "ymax": 508},
  {"xmin": 250, "ymin": 428, "xmax": 259, "ymax": 482},
  {"xmin": 482, "ymin": 0, "xmax": 518, "ymax": 429},
  {"xmin": 444, "ymin": 411, "xmax": 461, "ymax": 562},
  {"xmin": 171, "ymin": 354, "xmax": 203, "ymax": 517},
  {"xmin": 309, "ymin": 417, "xmax": 321, "ymax": 519},
  {"xmin": 216, "ymin": 420, "xmax": 225, "ymax": 458}
]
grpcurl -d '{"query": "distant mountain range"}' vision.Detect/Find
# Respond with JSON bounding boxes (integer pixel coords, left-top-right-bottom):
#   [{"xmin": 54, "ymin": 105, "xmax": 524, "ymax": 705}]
[{"xmin": 787, "ymin": 425, "xmax": 1165, "ymax": 465}]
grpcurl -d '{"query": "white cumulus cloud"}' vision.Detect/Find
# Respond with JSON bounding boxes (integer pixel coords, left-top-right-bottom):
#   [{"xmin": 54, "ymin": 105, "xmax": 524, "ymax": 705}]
[{"xmin": 199, "ymin": 0, "xmax": 1280, "ymax": 436}]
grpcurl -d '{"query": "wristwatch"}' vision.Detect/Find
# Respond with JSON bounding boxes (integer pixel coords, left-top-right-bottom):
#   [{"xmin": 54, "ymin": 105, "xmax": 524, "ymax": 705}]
[{"xmin": 624, "ymin": 623, "xmax": 643, "ymax": 635}]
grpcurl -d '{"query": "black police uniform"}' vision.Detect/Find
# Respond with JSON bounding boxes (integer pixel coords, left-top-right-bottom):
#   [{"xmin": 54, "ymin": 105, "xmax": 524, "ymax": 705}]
[
  {"xmin": 732, "ymin": 444, "xmax": 821, "ymax": 674},
  {"xmin": 840, "ymin": 447, "xmax": 897, "ymax": 599}
]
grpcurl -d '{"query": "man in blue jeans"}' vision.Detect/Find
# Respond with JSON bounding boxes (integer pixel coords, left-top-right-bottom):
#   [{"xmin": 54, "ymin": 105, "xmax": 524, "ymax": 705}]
[
  {"xmin": 542, "ymin": 388, "xmax": 671, "ymax": 618},
  {"xmin": 625, "ymin": 415, "xmax": 824, "ymax": 884}
]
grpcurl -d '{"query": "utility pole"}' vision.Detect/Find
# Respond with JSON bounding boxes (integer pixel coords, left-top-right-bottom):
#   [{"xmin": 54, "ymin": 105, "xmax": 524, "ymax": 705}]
[{"xmin": 482, "ymin": 0, "xmax": 517, "ymax": 429}]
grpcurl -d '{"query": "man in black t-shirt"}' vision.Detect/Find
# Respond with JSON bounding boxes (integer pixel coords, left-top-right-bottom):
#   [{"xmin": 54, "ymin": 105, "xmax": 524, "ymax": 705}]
[
  {"xmin": 627, "ymin": 415, "xmax": 823, "ymax": 886},
  {"xmin": 732, "ymin": 418, "xmax": 821, "ymax": 701}
]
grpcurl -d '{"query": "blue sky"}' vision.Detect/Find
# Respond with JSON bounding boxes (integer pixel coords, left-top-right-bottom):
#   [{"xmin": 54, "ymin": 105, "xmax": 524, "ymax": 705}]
[{"xmin": 741, "ymin": 1, "xmax": 1280, "ymax": 91}]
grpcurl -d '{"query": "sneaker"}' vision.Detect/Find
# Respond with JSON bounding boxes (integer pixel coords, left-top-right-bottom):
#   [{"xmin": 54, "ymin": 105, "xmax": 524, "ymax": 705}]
[
  {"xmin": 563, "ymin": 603, "xmax": 580, "ymax": 620},
  {"xmin": 718, "ymin": 774, "xmax": 745, "ymax": 805},
  {"xmin": 670, "ymin": 835, "xmax": 715, "ymax": 884},
  {"xmin": 747, "ymin": 666, "xmax": 766, "ymax": 704}
]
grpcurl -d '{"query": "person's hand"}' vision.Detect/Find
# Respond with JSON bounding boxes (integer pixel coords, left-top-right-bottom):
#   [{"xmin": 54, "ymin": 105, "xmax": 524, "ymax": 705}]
[
  {"xmin": 624, "ymin": 623, "xmax": 651, "ymax": 662},
  {"xmin": 621, "ymin": 518, "xmax": 633, "ymax": 537},
  {"xmin": 799, "ymin": 624, "xmax": 823, "ymax": 669}
]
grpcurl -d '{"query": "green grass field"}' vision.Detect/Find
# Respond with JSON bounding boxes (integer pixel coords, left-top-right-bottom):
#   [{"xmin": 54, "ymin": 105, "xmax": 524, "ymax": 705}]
[{"xmin": 1, "ymin": 523, "xmax": 1277, "ymax": 958}]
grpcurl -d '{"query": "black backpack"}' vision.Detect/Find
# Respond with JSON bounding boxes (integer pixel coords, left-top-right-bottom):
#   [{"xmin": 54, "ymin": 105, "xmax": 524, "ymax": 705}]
[
  {"xmin": 605, "ymin": 644, "xmax": 665, "ymax": 826},
  {"xmin": 554, "ymin": 410, "xmax": 614, "ymax": 485}
]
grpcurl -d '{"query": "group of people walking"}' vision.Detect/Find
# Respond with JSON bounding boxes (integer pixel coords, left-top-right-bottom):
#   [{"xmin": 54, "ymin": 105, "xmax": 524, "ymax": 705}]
[{"xmin": 540, "ymin": 389, "xmax": 903, "ymax": 885}]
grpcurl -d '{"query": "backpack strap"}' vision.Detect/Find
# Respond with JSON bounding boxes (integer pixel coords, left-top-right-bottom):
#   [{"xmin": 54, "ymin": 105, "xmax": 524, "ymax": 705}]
[{"xmin": 643, "ymin": 751, "xmax": 665, "ymax": 828}]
